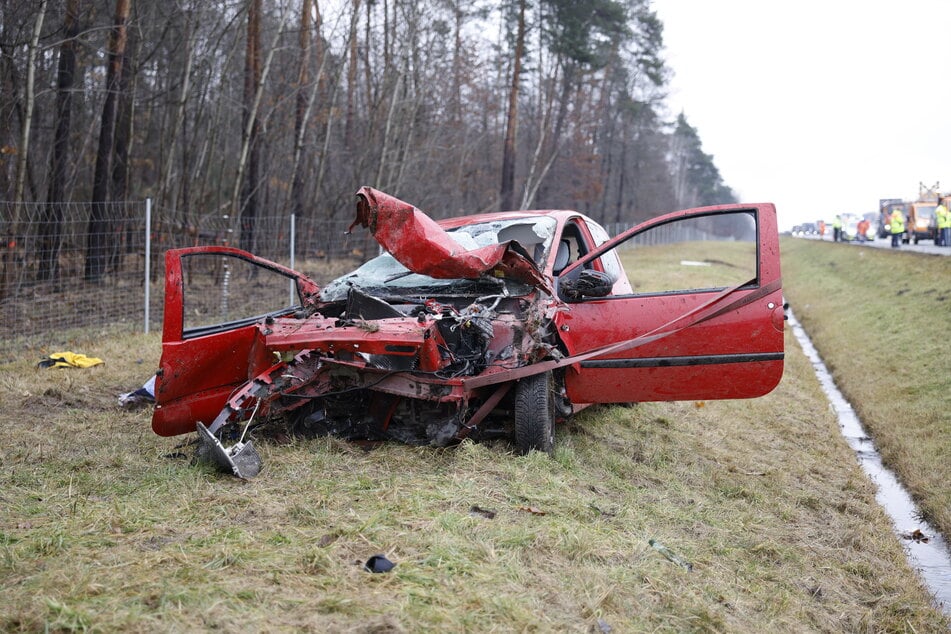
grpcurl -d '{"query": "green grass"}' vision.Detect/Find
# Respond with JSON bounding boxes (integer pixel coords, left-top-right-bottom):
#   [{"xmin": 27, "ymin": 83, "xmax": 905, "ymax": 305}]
[
  {"xmin": 623, "ymin": 240, "xmax": 757, "ymax": 293},
  {"xmin": 0, "ymin": 322, "xmax": 947, "ymax": 631},
  {"xmin": 781, "ymin": 238, "xmax": 951, "ymax": 541}
]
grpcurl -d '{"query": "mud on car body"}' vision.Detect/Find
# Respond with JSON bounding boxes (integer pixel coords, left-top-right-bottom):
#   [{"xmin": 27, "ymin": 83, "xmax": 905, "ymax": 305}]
[{"xmin": 152, "ymin": 187, "xmax": 785, "ymax": 477}]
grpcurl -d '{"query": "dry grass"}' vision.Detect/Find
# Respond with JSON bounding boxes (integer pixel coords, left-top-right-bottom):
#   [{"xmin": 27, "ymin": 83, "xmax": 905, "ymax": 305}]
[
  {"xmin": 781, "ymin": 238, "xmax": 951, "ymax": 541},
  {"xmin": 1, "ymin": 320, "xmax": 947, "ymax": 631}
]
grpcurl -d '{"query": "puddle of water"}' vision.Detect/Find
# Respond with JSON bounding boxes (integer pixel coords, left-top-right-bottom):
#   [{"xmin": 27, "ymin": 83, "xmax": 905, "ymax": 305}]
[{"xmin": 788, "ymin": 311, "xmax": 951, "ymax": 616}]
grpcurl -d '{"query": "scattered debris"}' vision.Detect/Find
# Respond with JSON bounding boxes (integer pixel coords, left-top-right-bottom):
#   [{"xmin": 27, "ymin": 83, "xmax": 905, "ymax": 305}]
[
  {"xmin": 901, "ymin": 529, "xmax": 930, "ymax": 543},
  {"xmin": 469, "ymin": 505, "xmax": 497, "ymax": 519},
  {"xmin": 364, "ymin": 554, "xmax": 395, "ymax": 573},
  {"xmin": 195, "ymin": 422, "xmax": 261, "ymax": 479},
  {"xmin": 648, "ymin": 538, "xmax": 693, "ymax": 571},
  {"xmin": 37, "ymin": 351, "xmax": 103, "ymax": 369},
  {"xmin": 119, "ymin": 375, "xmax": 156, "ymax": 408}
]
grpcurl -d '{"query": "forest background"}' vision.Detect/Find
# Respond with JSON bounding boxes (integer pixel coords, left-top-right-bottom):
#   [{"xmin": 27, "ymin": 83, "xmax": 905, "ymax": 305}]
[{"xmin": 0, "ymin": 0, "xmax": 735, "ymax": 283}]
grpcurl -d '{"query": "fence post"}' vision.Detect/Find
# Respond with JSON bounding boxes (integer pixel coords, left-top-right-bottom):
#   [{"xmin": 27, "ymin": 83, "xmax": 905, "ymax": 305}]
[
  {"xmin": 144, "ymin": 198, "xmax": 151, "ymax": 334},
  {"xmin": 289, "ymin": 213, "xmax": 296, "ymax": 305}
]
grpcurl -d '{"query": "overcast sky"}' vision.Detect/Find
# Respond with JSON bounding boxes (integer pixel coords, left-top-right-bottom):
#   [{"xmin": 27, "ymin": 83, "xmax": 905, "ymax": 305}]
[{"xmin": 650, "ymin": 0, "xmax": 951, "ymax": 230}]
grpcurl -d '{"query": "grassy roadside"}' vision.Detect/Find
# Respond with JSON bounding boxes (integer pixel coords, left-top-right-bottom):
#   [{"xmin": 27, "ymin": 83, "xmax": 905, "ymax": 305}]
[
  {"xmin": 781, "ymin": 238, "xmax": 951, "ymax": 543},
  {"xmin": 1, "ymin": 325, "xmax": 947, "ymax": 631}
]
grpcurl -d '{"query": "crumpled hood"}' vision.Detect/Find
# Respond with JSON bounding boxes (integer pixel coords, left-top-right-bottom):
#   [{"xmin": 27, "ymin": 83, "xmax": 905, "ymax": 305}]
[{"xmin": 350, "ymin": 186, "xmax": 551, "ymax": 290}]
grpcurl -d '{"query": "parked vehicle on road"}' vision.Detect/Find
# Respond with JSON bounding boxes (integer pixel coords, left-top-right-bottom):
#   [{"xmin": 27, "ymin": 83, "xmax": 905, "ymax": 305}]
[
  {"xmin": 905, "ymin": 182, "xmax": 942, "ymax": 244},
  {"xmin": 908, "ymin": 202, "xmax": 938, "ymax": 244}
]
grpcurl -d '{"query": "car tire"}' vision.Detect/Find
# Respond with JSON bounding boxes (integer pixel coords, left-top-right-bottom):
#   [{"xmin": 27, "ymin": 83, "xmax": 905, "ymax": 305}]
[{"xmin": 514, "ymin": 371, "xmax": 555, "ymax": 455}]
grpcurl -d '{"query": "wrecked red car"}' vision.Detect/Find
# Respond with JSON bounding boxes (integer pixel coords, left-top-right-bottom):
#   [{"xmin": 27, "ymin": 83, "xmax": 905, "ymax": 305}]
[{"xmin": 152, "ymin": 187, "xmax": 785, "ymax": 477}]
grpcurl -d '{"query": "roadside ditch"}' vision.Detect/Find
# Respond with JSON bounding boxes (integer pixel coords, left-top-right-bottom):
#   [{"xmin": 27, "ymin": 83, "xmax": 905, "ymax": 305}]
[{"xmin": 788, "ymin": 310, "xmax": 951, "ymax": 615}]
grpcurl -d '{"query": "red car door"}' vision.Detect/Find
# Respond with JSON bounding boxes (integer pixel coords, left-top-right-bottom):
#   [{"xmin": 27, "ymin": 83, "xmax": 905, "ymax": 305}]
[
  {"xmin": 555, "ymin": 203, "xmax": 784, "ymax": 404},
  {"xmin": 152, "ymin": 246, "xmax": 319, "ymax": 436}
]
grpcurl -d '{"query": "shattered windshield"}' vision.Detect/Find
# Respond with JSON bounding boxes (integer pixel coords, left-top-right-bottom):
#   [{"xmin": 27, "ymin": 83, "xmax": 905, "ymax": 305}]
[{"xmin": 321, "ymin": 216, "xmax": 557, "ymax": 302}]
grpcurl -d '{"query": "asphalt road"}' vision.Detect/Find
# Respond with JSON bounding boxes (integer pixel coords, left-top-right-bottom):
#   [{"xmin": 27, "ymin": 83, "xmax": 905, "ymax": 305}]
[{"xmin": 792, "ymin": 234, "xmax": 951, "ymax": 256}]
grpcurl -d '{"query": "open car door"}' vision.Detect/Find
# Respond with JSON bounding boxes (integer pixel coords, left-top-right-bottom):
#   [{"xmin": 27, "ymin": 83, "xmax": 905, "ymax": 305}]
[
  {"xmin": 152, "ymin": 246, "xmax": 319, "ymax": 436},
  {"xmin": 554, "ymin": 204, "xmax": 784, "ymax": 404}
]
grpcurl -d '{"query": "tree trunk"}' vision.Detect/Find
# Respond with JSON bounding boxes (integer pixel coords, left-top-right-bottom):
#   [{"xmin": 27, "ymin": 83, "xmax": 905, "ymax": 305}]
[
  {"xmin": 344, "ymin": 0, "xmax": 361, "ymax": 150},
  {"xmin": 499, "ymin": 0, "xmax": 526, "ymax": 212},
  {"xmin": 289, "ymin": 0, "xmax": 328, "ymax": 219},
  {"xmin": 111, "ymin": 22, "xmax": 136, "ymax": 204},
  {"xmin": 363, "ymin": 0, "xmax": 374, "ymax": 107},
  {"xmin": 41, "ymin": 0, "xmax": 79, "ymax": 282},
  {"xmin": 85, "ymin": 0, "xmax": 131, "ymax": 283},
  {"xmin": 291, "ymin": 0, "xmax": 313, "ymax": 219},
  {"xmin": 451, "ymin": 1, "xmax": 462, "ymax": 124},
  {"xmin": 231, "ymin": 1, "xmax": 290, "ymax": 249},
  {"xmin": 13, "ymin": 0, "xmax": 46, "ymax": 207},
  {"xmin": 109, "ymin": 19, "xmax": 140, "ymax": 273},
  {"xmin": 159, "ymin": 10, "xmax": 195, "ymax": 216},
  {"xmin": 239, "ymin": 0, "xmax": 261, "ymax": 250}
]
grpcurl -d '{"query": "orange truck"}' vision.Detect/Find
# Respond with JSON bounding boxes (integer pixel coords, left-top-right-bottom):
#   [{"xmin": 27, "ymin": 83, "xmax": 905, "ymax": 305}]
[{"xmin": 906, "ymin": 182, "xmax": 941, "ymax": 244}]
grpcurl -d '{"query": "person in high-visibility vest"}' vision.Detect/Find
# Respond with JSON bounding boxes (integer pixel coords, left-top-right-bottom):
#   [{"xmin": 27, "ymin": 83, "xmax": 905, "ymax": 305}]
[
  {"xmin": 890, "ymin": 207, "xmax": 905, "ymax": 248},
  {"xmin": 832, "ymin": 214, "xmax": 843, "ymax": 242},
  {"xmin": 936, "ymin": 202, "xmax": 950, "ymax": 247},
  {"xmin": 857, "ymin": 217, "xmax": 871, "ymax": 242}
]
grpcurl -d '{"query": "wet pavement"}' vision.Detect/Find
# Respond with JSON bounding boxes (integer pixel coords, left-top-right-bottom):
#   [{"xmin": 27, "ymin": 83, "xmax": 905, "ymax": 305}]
[{"xmin": 789, "ymin": 311, "xmax": 951, "ymax": 616}]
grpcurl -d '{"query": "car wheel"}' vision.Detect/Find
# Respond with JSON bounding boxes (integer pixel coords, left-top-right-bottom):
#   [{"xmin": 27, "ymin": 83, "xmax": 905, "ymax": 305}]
[{"xmin": 514, "ymin": 371, "xmax": 555, "ymax": 455}]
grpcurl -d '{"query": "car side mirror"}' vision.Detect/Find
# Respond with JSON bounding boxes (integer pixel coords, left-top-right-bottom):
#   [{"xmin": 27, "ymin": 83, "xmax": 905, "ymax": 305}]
[{"xmin": 559, "ymin": 269, "xmax": 615, "ymax": 301}]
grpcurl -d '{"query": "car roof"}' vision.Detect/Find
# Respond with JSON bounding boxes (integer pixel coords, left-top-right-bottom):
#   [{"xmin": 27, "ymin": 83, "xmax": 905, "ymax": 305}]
[{"xmin": 436, "ymin": 209, "xmax": 586, "ymax": 229}]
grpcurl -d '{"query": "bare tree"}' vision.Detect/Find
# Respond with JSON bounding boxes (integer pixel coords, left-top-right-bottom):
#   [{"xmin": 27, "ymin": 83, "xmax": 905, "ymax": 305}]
[
  {"xmin": 159, "ymin": 5, "xmax": 196, "ymax": 217},
  {"xmin": 40, "ymin": 0, "xmax": 81, "ymax": 281},
  {"xmin": 0, "ymin": 0, "xmax": 727, "ymax": 259},
  {"xmin": 85, "ymin": 0, "xmax": 131, "ymax": 283},
  {"xmin": 344, "ymin": 0, "xmax": 361, "ymax": 151},
  {"xmin": 500, "ymin": 0, "xmax": 527, "ymax": 212},
  {"xmin": 12, "ymin": 0, "xmax": 45, "ymax": 207},
  {"xmin": 232, "ymin": 0, "xmax": 290, "ymax": 249},
  {"xmin": 290, "ymin": 0, "xmax": 315, "ymax": 219}
]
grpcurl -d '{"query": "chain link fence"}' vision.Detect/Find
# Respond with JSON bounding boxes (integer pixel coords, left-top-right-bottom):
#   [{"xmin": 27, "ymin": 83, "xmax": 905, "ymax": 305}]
[
  {"xmin": 0, "ymin": 201, "xmax": 734, "ymax": 353},
  {"xmin": 0, "ymin": 200, "xmax": 359, "ymax": 352}
]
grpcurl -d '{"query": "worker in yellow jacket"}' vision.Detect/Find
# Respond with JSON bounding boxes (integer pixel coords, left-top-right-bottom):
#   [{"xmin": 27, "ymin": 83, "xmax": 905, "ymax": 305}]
[
  {"xmin": 890, "ymin": 208, "xmax": 905, "ymax": 248},
  {"xmin": 936, "ymin": 202, "xmax": 950, "ymax": 247}
]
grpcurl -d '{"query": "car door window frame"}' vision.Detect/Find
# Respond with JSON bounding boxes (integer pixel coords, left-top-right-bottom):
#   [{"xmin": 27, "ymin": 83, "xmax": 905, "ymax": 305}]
[{"xmin": 560, "ymin": 207, "xmax": 763, "ymax": 301}]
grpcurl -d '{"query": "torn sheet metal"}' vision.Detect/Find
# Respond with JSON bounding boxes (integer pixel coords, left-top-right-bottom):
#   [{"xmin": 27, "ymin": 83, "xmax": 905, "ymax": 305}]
[
  {"xmin": 196, "ymin": 422, "xmax": 262, "ymax": 479},
  {"xmin": 350, "ymin": 187, "xmax": 550, "ymax": 289}
]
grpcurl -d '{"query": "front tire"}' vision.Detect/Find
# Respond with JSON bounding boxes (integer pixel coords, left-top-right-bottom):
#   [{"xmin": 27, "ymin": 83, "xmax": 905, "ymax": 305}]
[{"xmin": 514, "ymin": 371, "xmax": 555, "ymax": 455}]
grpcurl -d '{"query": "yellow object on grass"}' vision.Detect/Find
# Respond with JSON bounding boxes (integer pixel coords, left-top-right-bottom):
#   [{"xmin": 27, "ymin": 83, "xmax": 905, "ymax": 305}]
[{"xmin": 40, "ymin": 351, "xmax": 105, "ymax": 369}]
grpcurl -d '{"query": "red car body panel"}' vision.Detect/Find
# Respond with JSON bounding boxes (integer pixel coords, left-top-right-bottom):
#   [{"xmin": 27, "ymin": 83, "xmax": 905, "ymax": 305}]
[
  {"xmin": 556, "ymin": 203, "xmax": 784, "ymax": 403},
  {"xmin": 351, "ymin": 187, "xmax": 550, "ymax": 289},
  {"xmin": 152, "ymin": 188, "xmax": 784, "ymax": 451},
  {"xmin": 153, "ymin": 247, "xmax": 319, "ymax": 436}
]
